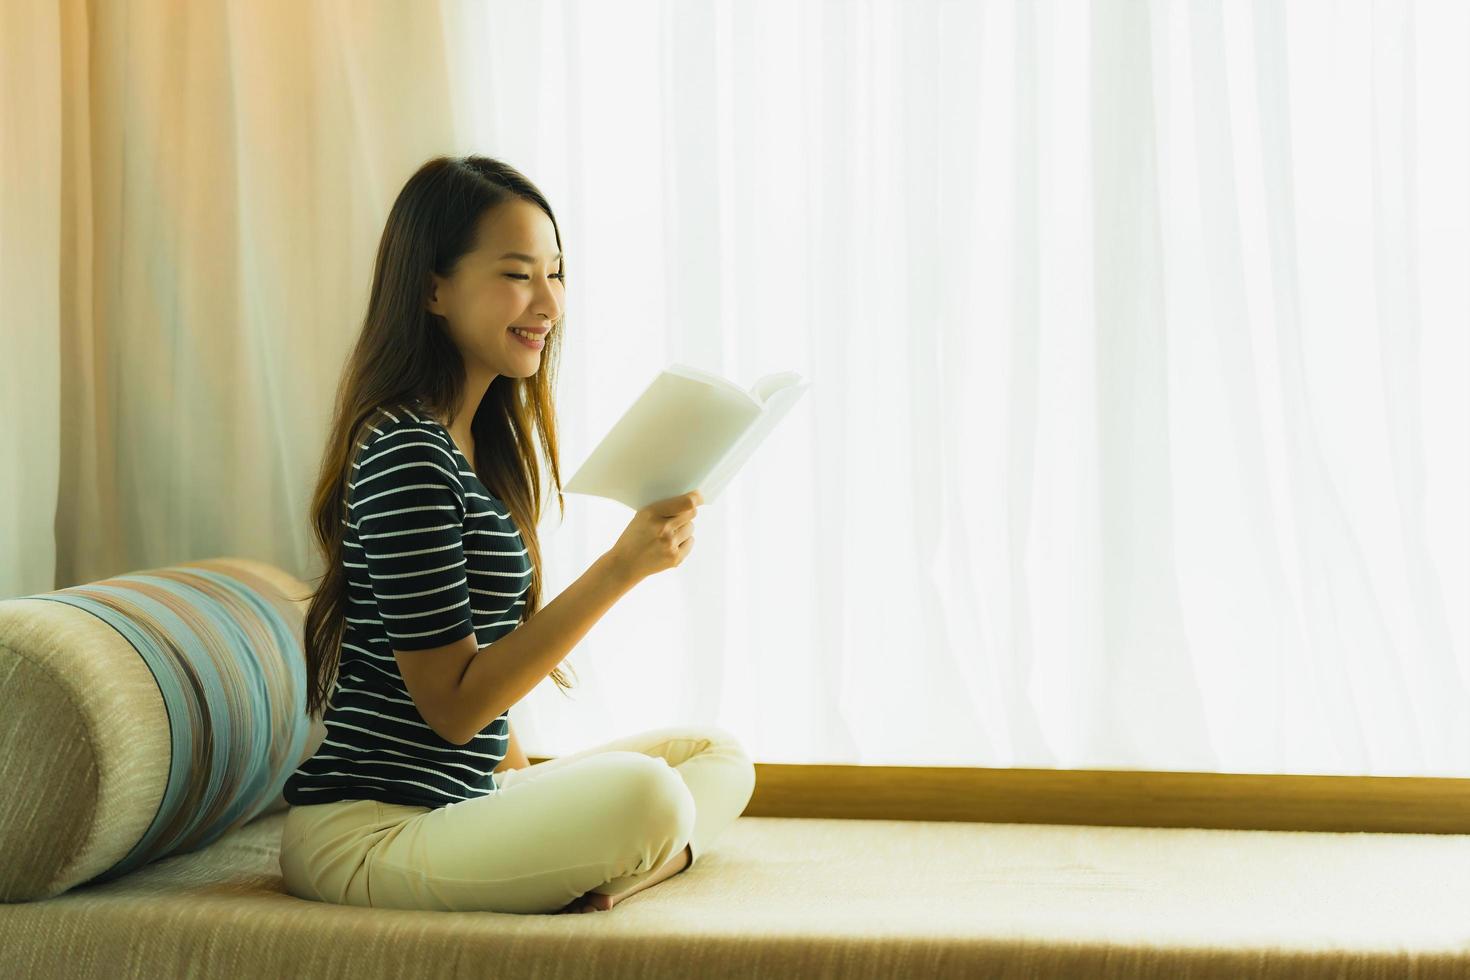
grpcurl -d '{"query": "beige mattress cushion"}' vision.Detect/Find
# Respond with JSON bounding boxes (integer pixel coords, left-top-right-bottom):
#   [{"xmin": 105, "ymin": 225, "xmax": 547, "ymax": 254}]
[{"xmin": 4, "ymin": 811, "xmax": 1470, "ymax": 978}]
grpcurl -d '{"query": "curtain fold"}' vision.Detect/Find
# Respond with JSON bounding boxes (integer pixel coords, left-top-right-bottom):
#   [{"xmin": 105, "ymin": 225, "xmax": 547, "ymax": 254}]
[
  {"xmin": 2, "ymin": 0, "xmax": 65, "ymax": 601},
  {"xmin": 4, "ymin": 0, "xmax": 1466, "ymax": 777}
]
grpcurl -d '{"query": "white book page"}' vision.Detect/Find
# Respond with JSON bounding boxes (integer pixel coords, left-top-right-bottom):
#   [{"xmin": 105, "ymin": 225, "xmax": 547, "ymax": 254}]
[
  {"xmin": 697, "ymin": 377, "xmax": 810, "ymax": 502},
  {"xmin": 563, "ymin": 364, "xmax": 809, "ymax": 509}
]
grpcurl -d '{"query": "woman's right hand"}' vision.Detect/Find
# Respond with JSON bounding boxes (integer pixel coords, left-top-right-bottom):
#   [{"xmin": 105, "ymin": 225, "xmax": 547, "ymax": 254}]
[{"xmin": 606, "ymin": 490, "xmax": 703, "ymax": 585}]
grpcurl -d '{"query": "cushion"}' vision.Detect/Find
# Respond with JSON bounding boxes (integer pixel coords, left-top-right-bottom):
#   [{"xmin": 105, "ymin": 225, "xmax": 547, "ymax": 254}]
[
  {"xmin": 4, "ymin": 809, "xmax": 1470, "ymax": 977},
  {"xmin": 0, "ymin": 557, "xmax": 325, "ymax": 901}
]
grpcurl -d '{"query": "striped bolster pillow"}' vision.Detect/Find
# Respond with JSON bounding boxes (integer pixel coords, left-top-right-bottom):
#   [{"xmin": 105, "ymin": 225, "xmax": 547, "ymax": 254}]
[{"xmin": 0, "ymin": 557, "xmax": 325, "ymax": 901}]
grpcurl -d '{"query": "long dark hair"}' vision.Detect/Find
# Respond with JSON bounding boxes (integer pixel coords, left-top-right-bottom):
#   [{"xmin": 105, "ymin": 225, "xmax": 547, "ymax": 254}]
[{"xmin": 301, "ymin": 155, "xmax": 576, "ymax": 719}]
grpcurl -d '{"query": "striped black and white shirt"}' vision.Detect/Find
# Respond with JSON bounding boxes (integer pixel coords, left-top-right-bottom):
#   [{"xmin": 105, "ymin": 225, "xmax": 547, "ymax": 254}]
[{"xmin": 284, "ymin": 400, "xmax": 533, "ymax": 809}]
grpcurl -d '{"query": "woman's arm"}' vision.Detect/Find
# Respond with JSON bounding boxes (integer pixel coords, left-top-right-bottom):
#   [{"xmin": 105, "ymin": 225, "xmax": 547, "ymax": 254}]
[{"xmin": 495, "ymin": 718, "xmax": 532, "ymax": 773}]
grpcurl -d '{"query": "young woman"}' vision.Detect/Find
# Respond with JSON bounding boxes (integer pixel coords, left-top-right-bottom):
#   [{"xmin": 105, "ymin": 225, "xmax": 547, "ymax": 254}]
[{"xmin": 278, "ymin": 155, "xmax": 756, "ymax": 915}]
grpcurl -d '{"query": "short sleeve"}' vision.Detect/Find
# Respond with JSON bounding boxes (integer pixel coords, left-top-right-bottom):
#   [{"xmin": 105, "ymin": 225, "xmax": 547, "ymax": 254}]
[{"xmin": 350, "ymin": 423, "xmax": 475, "ymax": 652}]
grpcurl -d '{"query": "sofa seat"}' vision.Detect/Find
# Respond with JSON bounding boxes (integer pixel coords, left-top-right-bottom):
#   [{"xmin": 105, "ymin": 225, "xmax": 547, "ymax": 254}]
[{"xmin": 5, "ymin": 808, "xmax": 1470, "ymax": 979}]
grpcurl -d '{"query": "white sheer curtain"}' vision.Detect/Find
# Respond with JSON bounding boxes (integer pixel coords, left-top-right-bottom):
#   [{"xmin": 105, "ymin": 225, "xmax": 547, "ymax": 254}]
[
  {"xmin": 457, "ymin": 0, "xmax": 1470, "ymax": 776},
  {"xmin": 5, "ymin": 0, "xmax": 1467, "ymax": 777}
]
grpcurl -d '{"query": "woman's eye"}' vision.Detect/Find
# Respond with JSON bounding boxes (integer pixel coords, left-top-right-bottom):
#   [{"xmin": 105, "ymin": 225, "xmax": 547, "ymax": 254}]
[{"xmin": 505, "ymin": 273, "xmax": 565, "ymax": 281}]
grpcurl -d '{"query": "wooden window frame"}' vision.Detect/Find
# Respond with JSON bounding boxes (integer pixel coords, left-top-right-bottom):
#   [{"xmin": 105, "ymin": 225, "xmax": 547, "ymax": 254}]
[{"xmin": 531, "ymin": 757, "xmax": 1469, "ymax": 833}]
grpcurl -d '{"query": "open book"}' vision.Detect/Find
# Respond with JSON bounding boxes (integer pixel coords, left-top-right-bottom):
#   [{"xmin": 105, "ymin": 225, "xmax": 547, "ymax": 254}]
[{"xmin": 563, "ymin": 363, "xmax": 810, "ymax": 509}]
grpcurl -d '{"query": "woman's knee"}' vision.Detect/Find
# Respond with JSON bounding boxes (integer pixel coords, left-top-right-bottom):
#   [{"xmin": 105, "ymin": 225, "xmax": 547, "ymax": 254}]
[
  {"xmin": 703, "ymin": 725, "xmax": 757, "ymax": 803},
  {"xmin": 608, "ymin": 752, "xmax": 695, "ymax": 837}
]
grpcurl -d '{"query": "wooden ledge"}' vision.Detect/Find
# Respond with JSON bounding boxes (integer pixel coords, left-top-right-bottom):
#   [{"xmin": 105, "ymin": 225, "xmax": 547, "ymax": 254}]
[{"xmin": 531, "ymin": 757, "xmax": 1470, "ymax": 834}]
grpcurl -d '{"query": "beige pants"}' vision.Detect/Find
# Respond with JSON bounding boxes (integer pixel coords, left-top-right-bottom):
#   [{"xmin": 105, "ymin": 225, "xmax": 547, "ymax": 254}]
[{"xmin": 278, "ymin": 724, "xmax": 756, "ymax": 914}]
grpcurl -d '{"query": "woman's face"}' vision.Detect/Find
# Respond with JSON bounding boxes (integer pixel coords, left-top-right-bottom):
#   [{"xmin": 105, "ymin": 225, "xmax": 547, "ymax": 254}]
[{"xmin": 426, "ymin": 198, "xmax": 564, "ymax": 379}]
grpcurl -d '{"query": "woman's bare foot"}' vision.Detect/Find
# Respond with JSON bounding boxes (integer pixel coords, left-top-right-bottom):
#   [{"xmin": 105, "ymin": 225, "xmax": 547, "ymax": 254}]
[
  {"xmin": 556, "ymin": 892, "xmax": 613, "ymax": 914},
  {"xmin": 554, "ymin": 843, "xmax": 692, "ymax": 914}
]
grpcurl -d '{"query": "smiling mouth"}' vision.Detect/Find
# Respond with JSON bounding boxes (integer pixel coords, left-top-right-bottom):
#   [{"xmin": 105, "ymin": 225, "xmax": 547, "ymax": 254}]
[{"xmin": 509, "ymin": 328, "xmax": 547, "ymax": 347}]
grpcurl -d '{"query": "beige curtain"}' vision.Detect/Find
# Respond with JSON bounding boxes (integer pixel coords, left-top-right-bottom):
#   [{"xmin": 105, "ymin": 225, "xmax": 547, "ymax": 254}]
[{"xmin": 3, "ymin": 0, "xmax": 465, "ymax": 599}]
